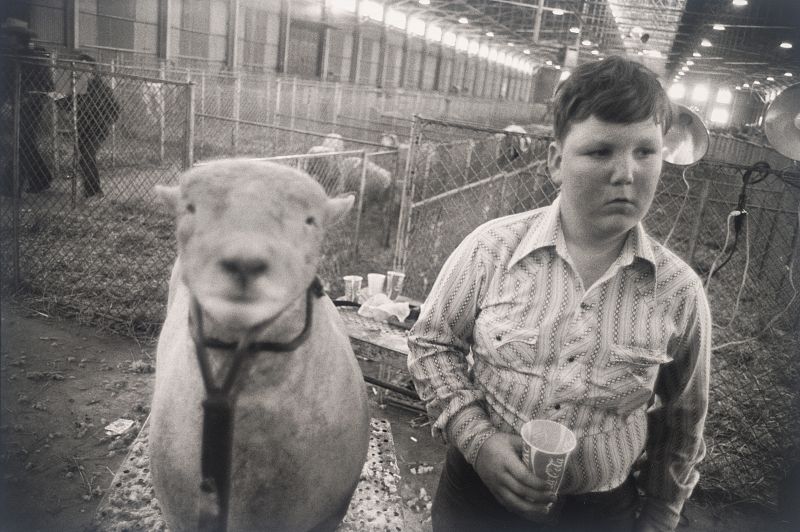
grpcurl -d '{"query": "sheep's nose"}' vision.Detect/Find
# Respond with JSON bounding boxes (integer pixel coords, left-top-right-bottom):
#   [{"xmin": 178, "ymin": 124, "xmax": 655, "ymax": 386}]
[{"xmin": 220, "ymin": 257, "xmax": 268, "ymax": 286}]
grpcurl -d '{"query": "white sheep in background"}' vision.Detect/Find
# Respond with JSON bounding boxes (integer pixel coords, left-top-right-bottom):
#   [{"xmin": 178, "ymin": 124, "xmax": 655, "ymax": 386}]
[
  {"xmin": 303, "ymin": 133, "xmax": 345, "ymax": 194},
  {"xmin": 150, "ymin": 159, "xmax": 369, "ymax": 532},
  {"xmin": 338, "ymin": 156, "xmax": 392, "ymax": 203}
]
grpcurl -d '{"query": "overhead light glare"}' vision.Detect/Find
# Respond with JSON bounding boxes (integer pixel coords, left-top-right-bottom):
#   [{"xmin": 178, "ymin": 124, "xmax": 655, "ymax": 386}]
[
  {"xmin": 545, "ymin": 59, "xmax": 553, "ymax": 65},
  {"xmin": 693, "ymin": 52, "xmax": 701, "ymax": 57},
  {"xmin": 590, "ymin": 49, "xmax": 599, "ymax": 55},
  {"xmin": 752, "ymin": 80, "xmax": 761, "ymax": 85},
  {"xmin": 701, "ymin": 39, "xmax": 712, "ymax": 47},
  {"xmin": 552, "ymin": 8, "xmax": 565, "ymax": 15},
  {"xmin": 486, "ymin": 31, "xmax": 494, "ymax": 37},
  {"xmin": 686, "ymin": 60, "xmax": 694, "ymax": 66},
  {"xmin": 458, "ymin": 16, "xmax": 468, "ymax": 24},
  {"xmin": 581, "ymin": 39, "xmax": 592, "ymax": 46},
  {"xmin": 766, "ymin": 76, "xmax": 774, "ymax": 81},
  {"xmin": 569, "ymin": 26, "xmax": 580, "ymax": 34},
  {"xmin": 712, "ymin": 24, "xmax": 725, "ymax": 31},
  {"xmin": 681, "ymin": 66, "xmax": 689, "ymax": 71},
  {"xmin": 668, "ymin": 83, "xmax": 686, "ymax": 100},
  {"xmin": 742, "ymin": 83, "xmax": 750, "ymax": 88},
  {"xmin": 418, "ymin": 0, "xmax": 430, "ymax": 4},
  {"xmin": 507, "ymin": 42, "xmax": 515, "ymax": 47},
  {"xmin": 678, "ymin": 71, "xmax": 685, "ymax": 76},
  {"xmin": 779, "ymin": 42, "xmax": 793, "ymax": 49},
  {"xmin": 691, "ymin": 84, "xmax": 710, "ymax": 103},
  {"xmin": 732, "ymin": 0, "xmax": 747, "ymax": 6},
  {"xmin": 785, "ymin": 72, "xmax": 794, "ymax": 77},
  {"xmin": 716, "ymin": 88, "xmax": 732, "ymax": 104},
  {"xmin": 523, "ymin": 49, "xmax": 531, "ymax": 55}
]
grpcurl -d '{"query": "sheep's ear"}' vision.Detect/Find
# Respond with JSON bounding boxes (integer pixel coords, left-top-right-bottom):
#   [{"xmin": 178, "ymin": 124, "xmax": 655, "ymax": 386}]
[
  {"xmin": 326, "ymin": 194, "xmax": 355, "ymax": 226},
  {"xmin": 154, "ymin": 185, "xmax": 180, "ymax": 212}
]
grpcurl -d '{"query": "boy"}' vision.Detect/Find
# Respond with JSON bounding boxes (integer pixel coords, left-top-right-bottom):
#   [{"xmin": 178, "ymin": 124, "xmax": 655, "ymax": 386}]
[{"xmin": 407, "ymin": 56, "xmax": 711, "ymax": 532}]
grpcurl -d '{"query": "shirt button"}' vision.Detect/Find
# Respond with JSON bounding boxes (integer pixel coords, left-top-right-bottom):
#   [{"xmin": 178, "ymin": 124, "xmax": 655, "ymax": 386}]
[
  {"xmin": 581, "ymin": 302, "xmax": 592, "ymax": 310},
  {"xmin": 495, "ymin": 335, "xmax": 502, "ymax": 341}
]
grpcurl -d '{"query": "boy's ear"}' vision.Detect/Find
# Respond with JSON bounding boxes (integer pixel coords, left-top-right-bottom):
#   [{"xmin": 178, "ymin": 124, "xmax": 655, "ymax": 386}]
[{"xmin": 547, "ymin": 141, "xmax": 563, "ymax": 185}]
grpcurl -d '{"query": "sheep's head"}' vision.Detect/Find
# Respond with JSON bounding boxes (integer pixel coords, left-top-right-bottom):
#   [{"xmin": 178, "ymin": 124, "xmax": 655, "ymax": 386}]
[
  {"xmin": 321, "ymin": 133, "xmax": 345, "ymax": 152},
  {"xmin": 380, "ymin": 133, "xmax": 400, "ymax": 148},
  {"xmin": 156, "ymin": 159, "xmax": 353, "ymax": 330}
]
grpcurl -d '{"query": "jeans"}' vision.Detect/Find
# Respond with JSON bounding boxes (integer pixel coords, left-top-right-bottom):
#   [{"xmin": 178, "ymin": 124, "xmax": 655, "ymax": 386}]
[{"xmin": 432, "ymin": 446, "xmax": 639, "ymax": 532}]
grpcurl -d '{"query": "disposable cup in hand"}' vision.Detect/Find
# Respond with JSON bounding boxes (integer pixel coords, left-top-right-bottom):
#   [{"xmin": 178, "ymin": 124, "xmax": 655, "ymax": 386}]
[
  {"xmin": 385, "ymin": 271, "xmax": 406, "ymax": 300},
  {"xmin": 343, "ymin": 275, "xmax": 362, "ymax": 302},
  {"xmin": 367, "ymin": 273, "xmax": 386, "ymax": 296},
  {"xmin": 520, "ymin": 419, "xmax": 576, "ymax": 496}
]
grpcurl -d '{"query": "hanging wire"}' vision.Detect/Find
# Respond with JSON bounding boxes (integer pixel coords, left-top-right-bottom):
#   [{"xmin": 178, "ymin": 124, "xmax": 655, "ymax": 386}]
[{"xmin": 663, "ymin": 165, "xmax": 691, "ymax": 247}]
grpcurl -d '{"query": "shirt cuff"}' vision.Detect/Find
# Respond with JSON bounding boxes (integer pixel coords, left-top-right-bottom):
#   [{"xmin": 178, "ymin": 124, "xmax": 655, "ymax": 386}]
[
  {"xmin": 638, "ymin": 496, "xmax": 682, "ymax": 532},
  {"xmin": 446, "ymin": 405, "xmax": 499, "ymax": 465}
]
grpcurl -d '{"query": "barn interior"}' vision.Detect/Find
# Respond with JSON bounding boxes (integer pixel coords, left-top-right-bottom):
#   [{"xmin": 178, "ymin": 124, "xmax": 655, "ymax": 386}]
[{"xmin": 1, "ymin": 0, "xmax": 799, "ymax": 531}]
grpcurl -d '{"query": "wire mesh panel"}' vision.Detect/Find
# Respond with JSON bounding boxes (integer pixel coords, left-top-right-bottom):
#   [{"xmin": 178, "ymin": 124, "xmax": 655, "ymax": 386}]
[
  {"xmin": 1, "ymin": 56, "xmax": 191, "ymax": 336},
  {"xmin": 393, "ymin": 116, "xmax": 800, "ymax": 509}
]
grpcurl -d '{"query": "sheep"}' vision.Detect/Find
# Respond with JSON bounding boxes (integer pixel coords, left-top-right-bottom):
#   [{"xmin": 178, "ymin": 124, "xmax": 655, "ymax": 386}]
[
  {"xmin": 302, "ymin": 133, "xmax": 346, "ymax": 194},
  {"xmin": 149, "ymin": 159, "xmax": 370, "ymax": 532},
  {"xmin": 338, "ymin": 156, "xmax": 392, "ymax": 203}
]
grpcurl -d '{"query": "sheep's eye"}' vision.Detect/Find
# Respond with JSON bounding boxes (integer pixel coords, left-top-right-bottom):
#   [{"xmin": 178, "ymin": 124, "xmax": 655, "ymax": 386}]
[
  {"xmin": 186, "ymin": 203, "xmax": 195, "ymax": 214},
  {"xmin": 305, "ymin": 216, "xmax": 316, "ymax": 225}
]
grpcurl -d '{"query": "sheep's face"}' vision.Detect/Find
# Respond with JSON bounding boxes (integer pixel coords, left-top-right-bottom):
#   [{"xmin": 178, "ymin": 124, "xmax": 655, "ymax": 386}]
[{"xmin": 157, "ymin": 160, "xmax": 353, "ymax": 330}]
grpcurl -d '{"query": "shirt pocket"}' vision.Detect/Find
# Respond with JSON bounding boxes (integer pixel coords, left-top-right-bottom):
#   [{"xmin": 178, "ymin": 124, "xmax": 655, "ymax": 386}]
[
  {"xmin": 588, "ymin": 344, "xmax": 671, "ymax": 416},
  {"xmin": 476, "ymin": 324, "xmax": 540, "ymax": 374}
]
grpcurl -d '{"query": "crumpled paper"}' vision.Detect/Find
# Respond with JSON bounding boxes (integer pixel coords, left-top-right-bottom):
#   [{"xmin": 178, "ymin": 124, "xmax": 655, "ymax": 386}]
[{"xmin": 357, "ymin": 293, "xmax": 411, "ymax": 323}]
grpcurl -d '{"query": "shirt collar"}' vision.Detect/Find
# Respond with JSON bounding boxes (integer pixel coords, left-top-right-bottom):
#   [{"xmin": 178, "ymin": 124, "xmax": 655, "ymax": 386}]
[{"xmin": 508, "ymin": 196, "xmax": 658, "ymax": 283}]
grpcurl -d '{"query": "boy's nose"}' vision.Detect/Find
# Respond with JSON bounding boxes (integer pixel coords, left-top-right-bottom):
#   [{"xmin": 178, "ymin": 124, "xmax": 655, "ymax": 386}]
[{"xmin": 610, "ymin": 155, "xmax": 635, "ymax": 185}]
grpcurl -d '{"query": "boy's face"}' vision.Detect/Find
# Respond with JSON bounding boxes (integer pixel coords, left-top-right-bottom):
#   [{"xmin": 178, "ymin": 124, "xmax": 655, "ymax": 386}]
[{"xmin": 547, "ymin": 115, "xmax": 663, "ymax": 243}]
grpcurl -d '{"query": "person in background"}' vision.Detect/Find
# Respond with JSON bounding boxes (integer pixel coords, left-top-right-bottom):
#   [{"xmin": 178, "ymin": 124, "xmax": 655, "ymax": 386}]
[
  {"xmin": 0, "ymin": 17, "xmax": 54, "ymax": 195},
  {"xmin": 408, "ymin": 55, "xmax": 711, "ymax": 532},
  {"xmin": 58, "ymin": 53, "xmax": 120, "ymax": 197}
]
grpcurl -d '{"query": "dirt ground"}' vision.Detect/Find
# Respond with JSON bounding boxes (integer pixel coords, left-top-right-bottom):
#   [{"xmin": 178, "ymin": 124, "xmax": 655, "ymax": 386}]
[{"xmin": 0, "ymin": 299, "xmax": 784, "ymax": 532}]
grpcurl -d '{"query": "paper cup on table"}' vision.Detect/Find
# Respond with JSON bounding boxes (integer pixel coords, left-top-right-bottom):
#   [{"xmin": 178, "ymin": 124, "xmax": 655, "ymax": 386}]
[
  {"xmin": 367, "ymin": 273, "xmax": 386, "ymax": 296},
  {"xmin": 385, "ymin": 271, "xmax": 406, "ymax": 300},
  {"xmin": 342, "ymin": 275, "xmax": 362, "ymax": 302},
  {"xmin": 520, "ymin": 419, "xmax": 576, "ymax": 496}
]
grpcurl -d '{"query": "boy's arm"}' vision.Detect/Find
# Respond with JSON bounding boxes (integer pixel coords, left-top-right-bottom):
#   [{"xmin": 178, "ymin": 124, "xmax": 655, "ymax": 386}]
[
  {"xmin": 407, "ymin": 233, "xmax": 498, "ymax": 465},
  {"xmin": 637, "ymin": 282, "xmax": 712, "ymax": 531}
]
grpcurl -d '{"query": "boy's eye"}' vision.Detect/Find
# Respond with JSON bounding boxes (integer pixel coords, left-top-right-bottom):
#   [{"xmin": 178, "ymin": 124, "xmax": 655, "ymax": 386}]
[
  {"xmin": 186, "ymin": 203, "xmax": 195, "ymax": 214},
  {"xmin": 635, "ymin": 147, "xmax": 658, "ymax": 157},
  {"xmin": 587, "ymin": 148, "xmax": 611, "ymax": 157},
  {"xmin": 305, "ymin": 216, "xmax": 316, "ymax": 226}
]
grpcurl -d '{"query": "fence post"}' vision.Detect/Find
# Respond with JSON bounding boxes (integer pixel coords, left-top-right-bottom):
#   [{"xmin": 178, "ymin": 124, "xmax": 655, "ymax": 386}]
[
  {"xmin": 289, "ymin": 77, "xmax": 297, "ymax": 148},
  {"xmin": 109, "ymin": 60, "xmax": 117, "ymax": 168},
  {"xmin": 353, "ymin": 150, "xmax": 368, "ymax": 260},
  {"xmin": 274, "ymin": 78, "xmax": 282, "ymax": 149},
  {"xmin": 70, "ymin": 64, "xmax": 78, "ymax": 205},
  {"xmin": 333, "ymin": 82, "xmax": 342, "ymax": 127},
  {"xmin": 49, "ymin": 56, "xmax": 59, "ymax": 181},
  {"xmin": 392, "ymin": 117, "xmax": 420, "ymax": 272},
  {"xmin": 184, "ymin": 79, "xmax": 195, "ymax": 170},
  {"xmin": 199, "ymin": 71, "xmax": 206, "ymax": 160},
  {"xmin": 11, "ymin": 61, "xmax": 21, "ymax": 286},
  {"xmin": 687, "ymin": 179, "xmax": 711, "ymax": 265},
  {"xmin": 232, "ymin": 73, "xmax": 241, "ymax": 155},
  {"xmin": 158, "ymin": 64, "xmax": 166, "ymax": 163}
]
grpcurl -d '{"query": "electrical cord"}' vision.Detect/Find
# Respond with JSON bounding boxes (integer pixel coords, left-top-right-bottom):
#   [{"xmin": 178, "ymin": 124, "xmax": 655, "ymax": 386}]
[{"xmin": 663, "ymin": 166, "xmax": 691, "ymax": 248}]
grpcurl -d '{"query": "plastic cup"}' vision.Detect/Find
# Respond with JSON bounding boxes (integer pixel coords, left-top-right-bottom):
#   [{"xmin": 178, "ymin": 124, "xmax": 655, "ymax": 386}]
[
  {"xmin": 385, "ymin": 271, "xmax": 406, "ymax": 300},
  {"xmin": 367, "ymin": 273, "xmax": 386, "ymax": 296},
  {"xmin": 342, "ymin": 275, "xmax": 362, "ymax": 302},
  {"xmin": 520, "ymin": 419, "xmax": 576, "ymax": 496}
]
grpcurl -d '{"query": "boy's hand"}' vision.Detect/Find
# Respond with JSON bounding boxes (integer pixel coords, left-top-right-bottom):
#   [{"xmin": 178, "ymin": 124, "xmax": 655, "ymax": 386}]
[{"xmin": 473, "ymin": 432, "xmax": 556, "ymax": 522}]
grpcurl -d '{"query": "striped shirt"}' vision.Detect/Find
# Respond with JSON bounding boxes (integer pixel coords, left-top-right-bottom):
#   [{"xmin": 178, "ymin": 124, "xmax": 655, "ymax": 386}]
[{"xmin": 407, "ymin": 197, "xmax": 711, "ymax": 531}]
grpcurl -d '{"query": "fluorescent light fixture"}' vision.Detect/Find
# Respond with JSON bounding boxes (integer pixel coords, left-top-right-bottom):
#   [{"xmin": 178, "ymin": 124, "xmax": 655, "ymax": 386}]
[
  {"xmin": 569, "ymin": 26, "xmax": 580, "ymax": 34},
  {"xmin": 507, "ymin": 42, "xmax": 515, "ymax": 47},
  {"xmin": 785, "ymin": 72, "xmax": 794, "ymax": 77},
  {"xmin": 742, "ymin": 83, "xmax": 750, "ymax": 88},
  {"xmin": 360, "ymin": 1, "xmax": 383, "ymax": 21},
  {"xmin": 545, "ymin": 59, "xmax": 553, "ymax": 65},
  {"xmin": 710, "ymin": 107, "xmax": 730, "ymax": 125},
  {"xmin": 443, "ymin": 31, "xmax": 456, "ymax": 46},
  {"xmin": 668, "ymin": 83, "xmax": 686, "ymax": 100},
  {"xmin": 752, "ymin": 80, "xmax": 761, "ymax": 85},
  {"xmin": 693, "ymin": 52, "xmax": 701, "ymax": 57},
  {"xmin": 554, "ymin": 64, "xmax": 561, "ymax": 69},
  {"xmin": 735, "ymin": 85, "xmax": 741, "ymax": 90},
  {"xmin": 523, "ymin": 49, "xmax": 531, "ymax": 55},
  {"xmin": 712, "ymin": 24, "xmax": 725, "ymax": 30},
  {"xmin": 552, "ymin": 8, "xmax": 564, "ymax": 15},
  {"xmin": 716, "ymin": 88, "xmax": 732, "ymax": 104},
  {"xmin": 408, "ymin": 17, "xmax": 426, "ymax": 35},
  {"xmin": 686, "ymin": 60, "xmax": 694, "ymax": 66},
  {"xmin": 332, "ymin": 0, "xmax": 357, "ymax": 12},
  {"xmin": 458, "ymin": 16, "xmax": 468, "ymax": 24},
  {"xmin": 590, "ymin": 49, "xmax": 599, "ymax": 55},
  {"xmin": 486, "ymin": 31, "xmax": 494, "ymax": 37},
  {"xmin": 701, "ymin": 39, "xmax": 712, "ymax": 47},
  {"xmin": 766, "ymin": 76, "xmax": 774, "ymax": 81},
  {"xmin": 581, "ymin": 39, "xmax": 592, "ymax": 46},
  {"xmin": 418, "ymin": 0, "xmax": 430, "ymax": 4},
  {"xmin": 386, "ymin": 9, "xmax": 407, "ymax": 29},
  {"xmin": 678, "ymin": 71, "xmax": 685, "ymax": 76},
  {"xmin": 732, "ymin": 0, "xmax": 747, "ymax": 6},
  {"xmin": 681, "ymin": 66, "xmax": 689, "ymax": 71},
  {"xmin": 780, "ymin": 42, "xmax": 793, "ymax": 49},
  {"xmin": 691, "ymin": 84, "xmax": 710, "ymax": 103}
]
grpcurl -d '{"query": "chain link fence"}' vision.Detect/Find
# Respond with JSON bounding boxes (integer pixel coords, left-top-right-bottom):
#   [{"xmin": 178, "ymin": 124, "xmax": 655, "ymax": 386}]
[
  {"xmin": 393, "ymin": 115, "xmax": 800, "ymax": 510},
  {"xmin": 1, "ymin": 56, "xmax": 191, "ymax": 336}
]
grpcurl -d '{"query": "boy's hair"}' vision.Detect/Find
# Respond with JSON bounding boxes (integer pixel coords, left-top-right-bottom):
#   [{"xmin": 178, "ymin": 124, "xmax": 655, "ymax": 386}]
[{"xmin": 552, "ymin": 55, "xmax": 672, "ymax": 141}]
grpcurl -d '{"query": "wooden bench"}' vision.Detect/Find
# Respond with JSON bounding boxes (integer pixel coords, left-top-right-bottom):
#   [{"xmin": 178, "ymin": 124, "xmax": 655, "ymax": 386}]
[{"xmin": 93, "ymin": 417, "xmax": 406, "ymax": 532}]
